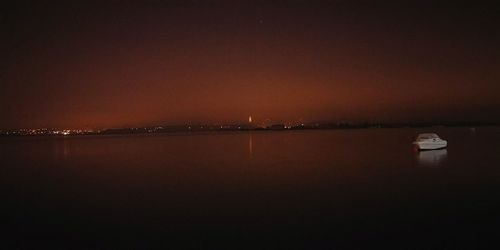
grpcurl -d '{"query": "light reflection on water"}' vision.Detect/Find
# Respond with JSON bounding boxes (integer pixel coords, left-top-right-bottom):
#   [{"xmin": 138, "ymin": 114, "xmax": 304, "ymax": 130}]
[
  {"xmin": 416, "ymin": 149, "xmax": 448, "ymax": 167},
  {"xmin": 248, "ymin": 133, "xmax": 253, "ymax": 159}
]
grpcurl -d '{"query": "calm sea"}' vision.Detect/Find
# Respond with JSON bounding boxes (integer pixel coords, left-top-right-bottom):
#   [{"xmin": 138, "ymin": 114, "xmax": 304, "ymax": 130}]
[{"xmin": 2, "ymin": 128, "xmax": 500, "ymax": 248}]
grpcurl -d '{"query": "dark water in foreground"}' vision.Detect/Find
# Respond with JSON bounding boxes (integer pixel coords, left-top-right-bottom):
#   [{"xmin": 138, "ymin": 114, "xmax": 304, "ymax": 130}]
[{"xmin": 2, "ymin": 128, "xmax": 500, "ymax": 248}]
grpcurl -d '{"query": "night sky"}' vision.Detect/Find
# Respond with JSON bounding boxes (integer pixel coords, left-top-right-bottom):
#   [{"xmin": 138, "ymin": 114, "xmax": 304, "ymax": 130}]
[{"xmin": 2, "ymin": 1, "xmax": 500, "ymax": 129}]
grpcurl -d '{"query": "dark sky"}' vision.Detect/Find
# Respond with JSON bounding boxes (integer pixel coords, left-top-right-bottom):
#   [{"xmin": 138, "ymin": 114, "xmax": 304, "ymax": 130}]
[{"xmin": 1, "ymin": 0, "xmax": 500, "ymax": 129}]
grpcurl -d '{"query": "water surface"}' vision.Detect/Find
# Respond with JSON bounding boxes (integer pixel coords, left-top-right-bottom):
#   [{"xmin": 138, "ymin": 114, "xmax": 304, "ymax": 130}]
[{"xmin": 2, "ymin": 128, "xmax": 500, "ymax": 248}]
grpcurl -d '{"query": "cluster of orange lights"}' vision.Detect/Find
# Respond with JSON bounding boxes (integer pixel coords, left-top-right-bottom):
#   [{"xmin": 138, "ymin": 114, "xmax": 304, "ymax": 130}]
[{"xmin": 0, "ymin": 128, "xmax": 96, "ymax": 136}]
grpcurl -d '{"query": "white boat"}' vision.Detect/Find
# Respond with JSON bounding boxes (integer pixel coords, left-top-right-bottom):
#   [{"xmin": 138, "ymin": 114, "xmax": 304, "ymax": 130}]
[{"xmin": 413, "ymin": 133, "xmax": 447, "ymax": 150}]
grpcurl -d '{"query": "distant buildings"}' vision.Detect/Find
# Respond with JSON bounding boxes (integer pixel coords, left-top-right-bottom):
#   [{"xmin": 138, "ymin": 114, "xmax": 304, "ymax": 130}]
[
  {"xmin": 2, "ymin": 121, "xmax": 499, "ymax": 137},
  {"xmin": 0, "ymin": 128, "xmax": 96, "ymax": 136},
  {"xmin": 269, "ymin": 124, "xmax": 286, "ymax": 130}
]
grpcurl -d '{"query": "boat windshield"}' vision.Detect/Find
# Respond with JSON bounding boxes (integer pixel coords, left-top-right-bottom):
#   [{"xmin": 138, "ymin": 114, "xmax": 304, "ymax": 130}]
[{"xmin": 417, "ymin": 133, "xmax": 439, "ymax": 140}]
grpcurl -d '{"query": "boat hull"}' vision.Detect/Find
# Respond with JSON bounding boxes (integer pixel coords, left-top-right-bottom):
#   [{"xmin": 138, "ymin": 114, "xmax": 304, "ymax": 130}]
[{"xmin": 414, "ymin": 141, "xmax": 447, "ymax": 150}]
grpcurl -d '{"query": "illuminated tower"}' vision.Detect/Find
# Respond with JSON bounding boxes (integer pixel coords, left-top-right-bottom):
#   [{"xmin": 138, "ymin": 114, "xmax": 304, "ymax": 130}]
[{"xmin": 249, "ymin": 116, "xmax": 252, "ymax": 123}]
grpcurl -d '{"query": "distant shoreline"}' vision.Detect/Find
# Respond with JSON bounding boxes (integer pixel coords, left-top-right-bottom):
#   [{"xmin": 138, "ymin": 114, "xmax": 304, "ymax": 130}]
[{"xmin": 1, "ymin": 122, "xmax": 499, "ymax": 138}]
